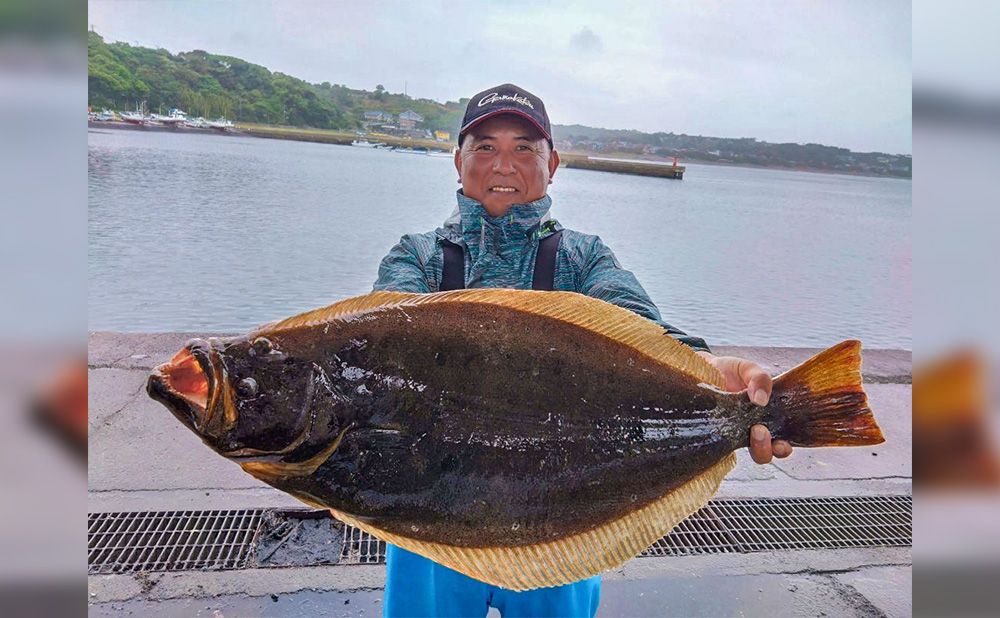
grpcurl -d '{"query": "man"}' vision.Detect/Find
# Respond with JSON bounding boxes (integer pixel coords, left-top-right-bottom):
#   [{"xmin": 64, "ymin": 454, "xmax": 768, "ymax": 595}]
[{"xmin": 373, "ymin": 84, "xmax": 791, "ymax": 617}]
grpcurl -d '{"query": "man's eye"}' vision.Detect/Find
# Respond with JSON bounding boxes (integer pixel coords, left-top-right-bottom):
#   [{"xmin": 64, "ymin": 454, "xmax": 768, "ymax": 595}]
[{"xmin": 476, "ymin": 144, "xmax": 494, "ymax": 151}]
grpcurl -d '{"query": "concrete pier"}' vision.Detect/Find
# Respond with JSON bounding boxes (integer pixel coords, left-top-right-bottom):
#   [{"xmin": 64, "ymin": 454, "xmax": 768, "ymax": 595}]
[
  {"xmin": 88, "ymin": 332, "xmax": 911, "ymax": 616},
  {"xmin": 560, "ymin": 153, "xmax": 686, "ymax": 179}
]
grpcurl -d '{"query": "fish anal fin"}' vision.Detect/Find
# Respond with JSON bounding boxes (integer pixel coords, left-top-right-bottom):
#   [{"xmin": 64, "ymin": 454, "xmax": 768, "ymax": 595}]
[{"xmin": 328, "ymin": 452, "xmax": 736, "ymax": 591}]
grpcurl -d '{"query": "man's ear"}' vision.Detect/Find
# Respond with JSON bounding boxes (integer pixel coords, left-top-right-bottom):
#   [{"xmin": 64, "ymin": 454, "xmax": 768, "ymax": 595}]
[
  {"xmin": 548, "ymin": 149, "xmax": 560, "ymax": 181},
  {"xmin": 454, "ymin": 147, "xmax": 463, "ymax": 180}
]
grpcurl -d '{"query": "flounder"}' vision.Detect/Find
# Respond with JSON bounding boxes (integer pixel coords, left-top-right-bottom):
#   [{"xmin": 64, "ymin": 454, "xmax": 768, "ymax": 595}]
[{"xmin": 148, "ymin": 289, "xmax": 884, "ymax": 590}]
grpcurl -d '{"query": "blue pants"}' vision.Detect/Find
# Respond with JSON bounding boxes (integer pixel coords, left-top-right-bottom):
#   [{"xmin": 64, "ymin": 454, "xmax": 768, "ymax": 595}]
[{"xmin": 383, "ymin": 544, "xmax": 601, "ymax": 618}]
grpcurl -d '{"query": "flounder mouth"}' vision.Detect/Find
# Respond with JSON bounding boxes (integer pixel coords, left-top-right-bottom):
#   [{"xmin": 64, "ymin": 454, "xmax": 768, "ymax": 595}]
[{"xmin": 148, "ymin": 340, "xmax": 220, "ymax": 433}]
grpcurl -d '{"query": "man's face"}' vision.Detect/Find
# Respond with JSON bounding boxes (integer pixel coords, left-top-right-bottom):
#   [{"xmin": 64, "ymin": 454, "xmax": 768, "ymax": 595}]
[{"xmin": 455, "ymin": 115, "xmax": 560, "ymax": 217}]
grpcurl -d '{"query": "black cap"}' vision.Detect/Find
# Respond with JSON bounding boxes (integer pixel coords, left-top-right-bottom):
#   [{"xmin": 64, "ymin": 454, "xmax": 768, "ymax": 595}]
[{"xmin": 459, "ymin": 83, "xmax": 551, "ymax": 146}]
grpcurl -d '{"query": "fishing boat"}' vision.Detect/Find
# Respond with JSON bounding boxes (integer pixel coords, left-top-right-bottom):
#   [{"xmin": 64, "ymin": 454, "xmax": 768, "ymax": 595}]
[
  {"xmin": 119, "ymin": 111, "xmax": 146, "ymax": 125},
  {"xmin": 152, "ymin": 109, "xmax": 188, "ymax": 126},
  {"xmin": 392, "ymin": 146, "xmax": 429, "ymax": 154},
  {"xmin": 351, "ymin": 139, "xmax": 384, "ymax": 148},
  {"xmin": 207, "ymin": 118, "xmax": 235, "ymax": 131}
]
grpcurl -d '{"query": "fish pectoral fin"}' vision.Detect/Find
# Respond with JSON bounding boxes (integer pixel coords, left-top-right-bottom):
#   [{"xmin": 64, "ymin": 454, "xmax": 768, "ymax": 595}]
[
  {"xmin": 328, "ymin": 452, "xmax": 736, "ymax": 591},
  {"xmin": 239, "ymin": 424, "xmax": 353, "ymax": 482}
]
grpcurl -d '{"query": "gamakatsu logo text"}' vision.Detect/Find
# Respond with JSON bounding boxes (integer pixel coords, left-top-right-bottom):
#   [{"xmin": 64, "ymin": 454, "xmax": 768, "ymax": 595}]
[{"xmin": 478, "ymin": 92, "xmax": 534, "ymax": 109}]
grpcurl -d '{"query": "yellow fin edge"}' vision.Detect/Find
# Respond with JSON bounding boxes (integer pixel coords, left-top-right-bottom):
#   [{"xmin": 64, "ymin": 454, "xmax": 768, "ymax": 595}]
[
  {"xmin": 328, "ymin": 452, "xmax": 736, "ymax": 591},
  {"xmin": 260, "ymin": 289, "xmax": 726, "ymax": 390}
]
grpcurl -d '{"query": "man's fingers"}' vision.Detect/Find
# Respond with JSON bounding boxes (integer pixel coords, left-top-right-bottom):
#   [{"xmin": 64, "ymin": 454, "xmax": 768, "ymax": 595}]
[
  {"xmin": 742, "ymin": 363, "xmax": 772, "ymax": 406},
  {"xmin": 772, "ymin": 440, "xmax": 793, "ymax": 458},
  {"xmin": 749, "ymin": 424, "xmax": 773, "ymax": 464},
  {"xmin": 704, "ymin": 355, "xmax": 774, "ymax": 404}
]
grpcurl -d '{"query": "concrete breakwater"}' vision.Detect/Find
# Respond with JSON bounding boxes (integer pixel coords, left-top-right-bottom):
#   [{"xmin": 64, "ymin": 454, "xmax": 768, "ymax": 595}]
[
  {"xmin": 237, "ymin": 123, "xmax": 449, "ymax": 151},
  {"xmin": 88, "ymin": 120, "xmax": 451, "ymax": 151},
  {"xmin": 559, "ymin": 152, "xmax": 686, "ymax": 179}
]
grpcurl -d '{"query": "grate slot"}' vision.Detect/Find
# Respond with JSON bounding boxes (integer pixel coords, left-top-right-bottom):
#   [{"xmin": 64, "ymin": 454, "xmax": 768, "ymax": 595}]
[
  {"xmin": 341, "ymin": 524, "xmax": 386, "ymax": 564},
  {"xmin": 141, "ymin": 511, "xmax": 178, "ymax": 571}
]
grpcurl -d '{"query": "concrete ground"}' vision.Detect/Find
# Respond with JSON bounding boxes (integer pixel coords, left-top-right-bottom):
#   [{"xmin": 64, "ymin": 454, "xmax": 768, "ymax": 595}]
[{"xmin": 88, "ymin": 333, "xmax": 911, "ymax": 617}]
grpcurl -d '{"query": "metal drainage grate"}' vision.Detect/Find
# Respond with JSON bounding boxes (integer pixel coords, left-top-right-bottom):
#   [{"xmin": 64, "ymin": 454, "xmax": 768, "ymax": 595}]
[
  {"xmin": 641, "ymin": 506, "xmax": 740, "ymax": 556},
  {"xmin": 88, "ymin": 510, "xmax": 263, "ymax": 574},
  {"xmin": 708, "ymin": 495, "xmax": 912, "ymax": 552},
  {"xmin": 341, "ymin": 522, "xmax": 387, "ymax": 564},
  {"xmin": 641, "ymin": 495, "xmax": 912, "ymax": 556},
  {"xmin": 88, "ymin": 496, "xmax": 910, "ymax": 573}
]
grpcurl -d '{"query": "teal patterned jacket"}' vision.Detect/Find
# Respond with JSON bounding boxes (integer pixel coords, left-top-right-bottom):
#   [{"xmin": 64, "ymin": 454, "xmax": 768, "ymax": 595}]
[{"xmin": 372, "ymin": 190, "xmax": 710, "ymax": 352}]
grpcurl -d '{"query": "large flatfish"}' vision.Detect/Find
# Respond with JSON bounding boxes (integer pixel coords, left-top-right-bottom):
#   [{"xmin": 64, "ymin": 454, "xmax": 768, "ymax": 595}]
[{"xmin": 147, "ymin": 289, "xmax": 884, "ymax": 590}]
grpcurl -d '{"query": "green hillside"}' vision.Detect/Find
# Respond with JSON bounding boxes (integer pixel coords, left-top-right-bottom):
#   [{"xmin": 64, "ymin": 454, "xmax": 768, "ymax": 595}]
[{"xmin": 87, "ymin": 31, "xmax": 464, "ymax": 132}]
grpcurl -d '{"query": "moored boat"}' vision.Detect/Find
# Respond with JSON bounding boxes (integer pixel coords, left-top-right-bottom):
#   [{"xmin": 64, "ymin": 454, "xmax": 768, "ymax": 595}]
[
  {"xmin": 119, "ymin": 111, "xmax": 146, "ymax": 125},
  {"xmin": 152, "ymin": 109, "xmax": 188, "ymax": 126},
  {"xmin": 207, "ymin": 117, "xmax": 235, "ymax": 131},
  {"xmin": 392, "ymin": 146, "xmax": 429, "ymax": 154}
]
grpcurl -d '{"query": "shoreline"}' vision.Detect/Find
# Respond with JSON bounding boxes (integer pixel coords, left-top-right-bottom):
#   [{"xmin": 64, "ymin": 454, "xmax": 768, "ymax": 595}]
[{"xmin": 89, "ymin": 121, "xmax": 911, "ymax": 180}]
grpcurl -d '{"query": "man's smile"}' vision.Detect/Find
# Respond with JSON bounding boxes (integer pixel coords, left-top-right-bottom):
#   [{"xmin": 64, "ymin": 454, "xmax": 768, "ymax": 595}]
[{"xmin": 489, "ymin": 186, "xmax": 518, "ymax": 193}]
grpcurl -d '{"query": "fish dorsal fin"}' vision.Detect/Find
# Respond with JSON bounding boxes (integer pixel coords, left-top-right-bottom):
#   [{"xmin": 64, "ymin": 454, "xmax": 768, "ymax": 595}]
[
  {"xmin": 329, "ymin": 452, "xmax": 736, "ymax": 591},
  {"xmin": 253, "ymin": 290, "xmax": 416, "ymax": 335},
  {"xmin": 259, "ymin": 289, "xmax": 726, "ymax": 389}
]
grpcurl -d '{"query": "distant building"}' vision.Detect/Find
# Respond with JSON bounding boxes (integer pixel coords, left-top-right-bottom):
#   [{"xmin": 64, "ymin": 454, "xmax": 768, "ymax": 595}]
[
  {"xmin": 398, "ymin": 109, "xmax": 424, "ymax": 130},
  {"xmin": 363, "ymin": 110, "xmax": 394, "ymax": 130},
  {"xmin": 434, "ymin": 130, "xmax": 450, "ymax": 142}
]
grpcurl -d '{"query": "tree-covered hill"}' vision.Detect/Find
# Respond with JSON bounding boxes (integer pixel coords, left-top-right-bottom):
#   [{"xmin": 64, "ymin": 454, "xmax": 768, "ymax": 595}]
[{"xmin": 87, "ymin": 31, "xmax": 464, "ymax": 132}]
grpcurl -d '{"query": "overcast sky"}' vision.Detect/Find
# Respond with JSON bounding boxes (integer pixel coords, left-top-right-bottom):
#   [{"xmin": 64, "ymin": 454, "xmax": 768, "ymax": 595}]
[{"xmin": 89, "ymin": 0, "xmax": 911, "ymax": 154}]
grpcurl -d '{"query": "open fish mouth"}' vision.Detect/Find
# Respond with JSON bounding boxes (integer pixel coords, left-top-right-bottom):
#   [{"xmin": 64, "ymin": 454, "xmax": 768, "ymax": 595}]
[{"xmin": 147, "ymin": 339, "xmax": 219, "ymax": 433}]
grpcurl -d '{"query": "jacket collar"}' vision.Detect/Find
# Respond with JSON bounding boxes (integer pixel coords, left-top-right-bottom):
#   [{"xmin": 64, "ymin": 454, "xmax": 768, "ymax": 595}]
[{"xmin": 438, "ymin": 190, "xmax": 559, "ymax": 245}]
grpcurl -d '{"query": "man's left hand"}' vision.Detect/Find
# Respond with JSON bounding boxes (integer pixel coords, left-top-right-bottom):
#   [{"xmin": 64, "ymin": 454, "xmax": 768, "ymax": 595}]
[{"xmin": 696, "ymin": 352, "xmax": 793, "ymax": 464}]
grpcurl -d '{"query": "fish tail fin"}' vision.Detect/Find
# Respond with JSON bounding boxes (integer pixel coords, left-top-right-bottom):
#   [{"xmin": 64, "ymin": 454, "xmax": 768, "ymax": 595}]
[{"xmin": 767, "ymin": 340, "xmax": 885, "ymax": 446}]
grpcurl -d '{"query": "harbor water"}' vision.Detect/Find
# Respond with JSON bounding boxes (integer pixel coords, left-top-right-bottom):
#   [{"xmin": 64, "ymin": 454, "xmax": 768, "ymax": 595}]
[{"xmin": 88, "ymin": 129, "xmax": 910, "ymax": 349}]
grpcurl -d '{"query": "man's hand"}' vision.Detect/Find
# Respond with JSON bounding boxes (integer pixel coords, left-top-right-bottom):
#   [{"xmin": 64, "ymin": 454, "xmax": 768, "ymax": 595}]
[{"xmin": 696, "ymin": 351, "xmax": 793, "ymax": 464}]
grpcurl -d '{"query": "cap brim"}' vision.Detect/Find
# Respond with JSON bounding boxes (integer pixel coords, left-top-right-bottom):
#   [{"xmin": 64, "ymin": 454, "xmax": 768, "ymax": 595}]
[{"xmin": 459, "ymin": 108, "xmax": 551, "ymax": 142}]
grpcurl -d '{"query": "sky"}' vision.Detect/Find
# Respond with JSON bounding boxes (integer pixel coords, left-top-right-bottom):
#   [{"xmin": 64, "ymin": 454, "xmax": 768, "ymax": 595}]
[{"xmin": 89, "ymin": 0, "xmax": 911, "ymax": 154}]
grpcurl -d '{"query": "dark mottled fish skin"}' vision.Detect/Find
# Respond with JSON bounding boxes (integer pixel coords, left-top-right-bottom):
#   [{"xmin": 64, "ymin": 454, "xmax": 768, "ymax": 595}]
[
  {"xmin": 185, "ymin": 301, "xmax": 759, "ymax": 548},
  {"xmin": 149, "ymin": 292, "xmax": 883, "ymax": 590}
]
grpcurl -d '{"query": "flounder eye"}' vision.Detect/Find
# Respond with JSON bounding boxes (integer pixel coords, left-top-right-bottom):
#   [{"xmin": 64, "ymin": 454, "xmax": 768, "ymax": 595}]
[
  {"xmin": 236, "ymin": 377, "xmax": 258, "ymax": 398},
  {"xmin": 251, "ymin": 338, "xmax": 273, "ymax": 355}
]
